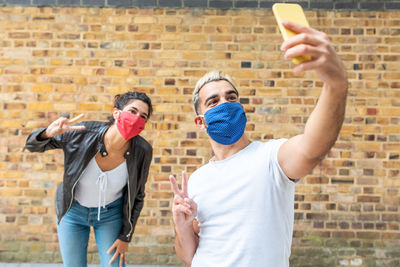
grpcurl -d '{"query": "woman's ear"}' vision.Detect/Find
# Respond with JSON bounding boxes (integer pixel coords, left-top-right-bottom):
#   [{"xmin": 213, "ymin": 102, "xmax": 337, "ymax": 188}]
[
  {"xmin": 112, "ymin": 108, "xmax": 120, "ymax": 122},
  {"xmin": 194, "ymin": 115, "xmax": 206, "ymax": 130}
]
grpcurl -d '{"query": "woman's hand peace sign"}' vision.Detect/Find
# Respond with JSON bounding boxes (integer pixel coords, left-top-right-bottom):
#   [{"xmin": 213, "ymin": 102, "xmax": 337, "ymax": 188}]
[
  {"xmin": 169, "ymin": 171, "xmax": 198, "ymax": 229},
  {"xmin": 41, "ymin": 114, "xmax": 86, "ymax": 139}
]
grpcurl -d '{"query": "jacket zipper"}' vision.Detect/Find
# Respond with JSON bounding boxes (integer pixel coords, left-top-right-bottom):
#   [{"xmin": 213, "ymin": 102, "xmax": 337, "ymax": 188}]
[
  {"xmin": 126, "ymin": 166, "xmax": 133, "ymax": 238},
  {"xmin": 58, "ymin": 170, "xmax": 85, "ymax": 224}
]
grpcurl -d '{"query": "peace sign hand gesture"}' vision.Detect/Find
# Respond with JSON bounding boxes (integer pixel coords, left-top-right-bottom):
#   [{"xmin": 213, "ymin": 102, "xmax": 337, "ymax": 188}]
[
  {"xmin": 41, "ymin": 114, "xmax": 86, "ymax": 139},
  {"xmin": 170, "ymin": 171, "xmax": 198, "ymax": 229}
]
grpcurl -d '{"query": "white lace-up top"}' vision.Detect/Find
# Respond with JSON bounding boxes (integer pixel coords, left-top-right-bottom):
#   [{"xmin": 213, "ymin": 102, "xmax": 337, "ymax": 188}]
[{"xmin": 75, "ymin": 156, "xmax": 128, "ymax": 220}]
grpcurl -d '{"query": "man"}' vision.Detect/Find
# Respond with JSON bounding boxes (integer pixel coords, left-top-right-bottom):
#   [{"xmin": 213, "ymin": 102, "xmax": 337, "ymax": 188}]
[{"xmin": 169, "ymin": 21, "xmax": 348, "ymax": 267}]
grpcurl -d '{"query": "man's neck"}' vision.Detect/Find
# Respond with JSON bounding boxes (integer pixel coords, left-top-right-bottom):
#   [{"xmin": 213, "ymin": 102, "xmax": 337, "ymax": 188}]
[{"xmin": 210, "ymin": 134, "xmax": 251, "ymax": 161}]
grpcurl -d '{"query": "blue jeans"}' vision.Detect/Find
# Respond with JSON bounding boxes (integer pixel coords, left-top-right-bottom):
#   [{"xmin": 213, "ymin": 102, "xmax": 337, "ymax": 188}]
[{"xmin": 57, "ymin": 197, "xmax": 125, "ymax": 267}]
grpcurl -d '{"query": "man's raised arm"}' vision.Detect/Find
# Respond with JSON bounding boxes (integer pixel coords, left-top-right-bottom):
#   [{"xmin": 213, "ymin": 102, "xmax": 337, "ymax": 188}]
[{"xmin": 277, "ymin": 21, "xmax": 348, "ymax": 179}]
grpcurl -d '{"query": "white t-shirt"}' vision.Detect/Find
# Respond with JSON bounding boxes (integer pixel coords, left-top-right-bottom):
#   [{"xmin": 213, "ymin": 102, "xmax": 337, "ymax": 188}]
[{"xmin": 188, "ymin": 139, "xmax": 296, "ymax": 267}]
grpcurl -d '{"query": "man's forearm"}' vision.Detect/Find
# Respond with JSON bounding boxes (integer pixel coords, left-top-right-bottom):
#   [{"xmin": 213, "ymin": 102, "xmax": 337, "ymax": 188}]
[
  {"xmin": 300, "ymin": 82, "xmax": 348, "ymax": 160},
  {"xmin": 174, "ymin": 226, "xmax": 199, "ymax": 267}
]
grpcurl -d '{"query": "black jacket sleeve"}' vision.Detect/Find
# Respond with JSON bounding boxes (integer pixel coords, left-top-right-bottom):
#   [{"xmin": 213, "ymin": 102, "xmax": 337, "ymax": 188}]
[{"xmin": 25, "ymin": 128, "xmax": 65, "ymax": 152}]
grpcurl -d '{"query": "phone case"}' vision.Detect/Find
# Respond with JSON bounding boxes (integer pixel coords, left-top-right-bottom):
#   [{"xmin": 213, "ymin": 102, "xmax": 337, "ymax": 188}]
[{"xmin": 272, "ymin": 3, "xmax": 311, "ymax": 64}]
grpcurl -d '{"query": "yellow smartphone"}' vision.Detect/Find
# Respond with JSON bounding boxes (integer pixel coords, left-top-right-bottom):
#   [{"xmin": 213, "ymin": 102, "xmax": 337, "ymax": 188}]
[{"xmin": 272, "ymin": 3, "xmax": 311, "ymax": 64}]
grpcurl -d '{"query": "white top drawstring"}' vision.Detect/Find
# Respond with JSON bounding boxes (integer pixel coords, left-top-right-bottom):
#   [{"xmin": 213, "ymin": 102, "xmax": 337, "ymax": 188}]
[{"xmin": 96, "ymin": 172, "xmax": 108, "ymax": 221}]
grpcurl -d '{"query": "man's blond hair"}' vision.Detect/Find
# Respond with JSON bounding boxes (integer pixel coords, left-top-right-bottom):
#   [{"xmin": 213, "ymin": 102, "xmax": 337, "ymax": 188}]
[{"xmin": 192, "ymin": 70, "xmax": 239, "ymax": 114}]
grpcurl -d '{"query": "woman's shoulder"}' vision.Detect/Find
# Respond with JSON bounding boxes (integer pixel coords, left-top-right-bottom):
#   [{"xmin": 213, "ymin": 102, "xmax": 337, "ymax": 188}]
[
  {"xmin": 134, "ymin": 135, "xmax": 152, "ymax": 152},
  {"xmin": 79, "ymin": 120, "xmax": 108, "ymax": 129},
  {"xmin": 71, "ymin": 121, "xmax": 108, "ymax": 134},
  {"xmin": 59, "ymin": 121, "xmax": 107, "ymax": 141}
]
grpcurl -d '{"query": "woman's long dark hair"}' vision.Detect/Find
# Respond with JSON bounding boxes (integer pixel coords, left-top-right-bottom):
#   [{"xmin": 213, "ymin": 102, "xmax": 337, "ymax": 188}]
[{"xmin": 107, "ymin": 91, "xmax": 153, "ymax": 125}]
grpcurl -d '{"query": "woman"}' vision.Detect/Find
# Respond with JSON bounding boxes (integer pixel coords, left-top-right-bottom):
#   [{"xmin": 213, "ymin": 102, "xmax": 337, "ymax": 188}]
[{"xmin": 25, "ymin": 92, "xmax": 153, "ymax": 267}]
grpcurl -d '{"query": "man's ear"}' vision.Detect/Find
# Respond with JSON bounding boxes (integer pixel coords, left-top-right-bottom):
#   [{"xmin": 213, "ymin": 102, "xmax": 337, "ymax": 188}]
[
  {"xmin": 194, "ymin": 115, "xmax": 206, "ymax": 130},
  {"xmin": 112, "ymin": 108, "xmax": 120, "ymax": 122}
]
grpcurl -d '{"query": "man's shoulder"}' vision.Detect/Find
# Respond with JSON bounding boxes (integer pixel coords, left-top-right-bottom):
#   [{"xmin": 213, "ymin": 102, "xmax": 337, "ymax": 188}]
[
  {"xmin": 189, "ymin": 162, "xmax": 213, "ymax": 181},
  {"xmin": 250, "ymin": 139, "xmax": 287, "ymax": 152},
  {"xmin": 230, "ymin": 139, "xmax": 288, "ymax": 168},
  {"xmin": 233, "ymin": 140, "xmax": 277, "ymax": 157}
]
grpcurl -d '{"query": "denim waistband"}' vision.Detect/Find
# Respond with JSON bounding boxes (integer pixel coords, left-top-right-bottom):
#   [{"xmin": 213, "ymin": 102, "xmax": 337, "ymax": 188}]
[{"xmin": 74, "ymin": 196, "xmax": 123, "ymax": 211}]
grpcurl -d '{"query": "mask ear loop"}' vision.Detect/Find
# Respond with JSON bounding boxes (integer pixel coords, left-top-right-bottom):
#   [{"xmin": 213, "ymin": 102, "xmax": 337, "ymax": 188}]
[
  {"xmin": 198, "ymin": 115, "xmax": 207, "ymax": 129},
  {"xmin": 113, "ymin": 109, "xmax": 122, "ymax": 123},
  {"xmin": 114, "ymin": 110, "xmax": 120, "ymax": 122}
]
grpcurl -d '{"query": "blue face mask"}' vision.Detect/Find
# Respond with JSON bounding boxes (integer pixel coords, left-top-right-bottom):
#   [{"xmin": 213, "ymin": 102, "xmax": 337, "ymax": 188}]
[{"xmin": 202, "ymin": 102, "xmax": 247, "ymax": 145}]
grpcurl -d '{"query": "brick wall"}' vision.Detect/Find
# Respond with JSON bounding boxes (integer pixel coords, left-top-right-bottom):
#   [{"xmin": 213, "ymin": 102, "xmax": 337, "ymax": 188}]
[
  {"xmin": 0, "ymin": 5, "xmax": 399, "ymax": 267},
  {"xmin": 1, "ymin": 0, "xmax": 400, "ymax": 10}
]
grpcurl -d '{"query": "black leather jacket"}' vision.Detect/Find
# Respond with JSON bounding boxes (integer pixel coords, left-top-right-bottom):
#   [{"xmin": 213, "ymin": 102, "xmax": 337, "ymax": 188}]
[{"xmin": 25, "ymin": 121, "xmax": 152, "ymax": 242}]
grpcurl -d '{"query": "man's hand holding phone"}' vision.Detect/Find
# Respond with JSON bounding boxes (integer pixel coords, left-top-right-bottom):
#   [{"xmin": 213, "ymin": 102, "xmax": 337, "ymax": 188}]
[{"xmin": 273, "ymin": 3, "xmax": 347, "ymax": 89}]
